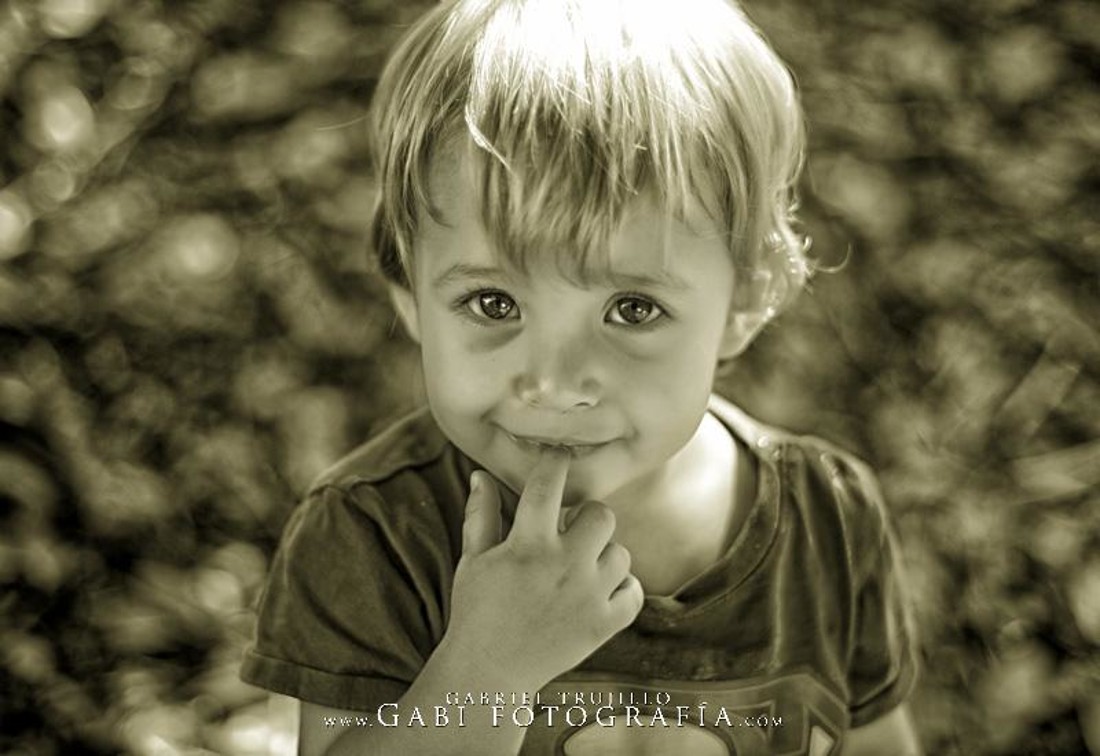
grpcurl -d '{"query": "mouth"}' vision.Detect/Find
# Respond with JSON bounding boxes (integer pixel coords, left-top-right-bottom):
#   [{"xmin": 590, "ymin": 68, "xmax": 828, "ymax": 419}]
[{"xmin": 504, "ymin": 431, "xmax": 609, "ymax": 458}]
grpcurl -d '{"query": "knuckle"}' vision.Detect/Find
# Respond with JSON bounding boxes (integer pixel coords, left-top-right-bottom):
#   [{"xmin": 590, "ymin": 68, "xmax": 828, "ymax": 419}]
[
  {"xmin": 605, "ymin": 541, "xmax": 630, "ymax": 572},
  {"xmin": 580, "ymin": 501, "xmax": 614, "ymax": 531},
  {"xmin": 502, "ymin": 536, "xmax": 536, "ymax": 562},
  {"xmin": 615, "ymin": 543, "xmax": 632, "ymax": 572},
  {"xmin": 506, "ymin": 532, "xmax": 557, "ymax": 562},
  {"xmin": 525, "ymin": 473, "xmax": 559, "ymax": 502},
  {"xmin": 618, "ymin": 577, "xmax": 644, "ymax": 616},
  {"xmin": 525, "ymin": 479, "xmax": 550, "ymax": 500},
  {"xmin": 596, "ymin": 503, "xmax": 616, "ymax": 530}
]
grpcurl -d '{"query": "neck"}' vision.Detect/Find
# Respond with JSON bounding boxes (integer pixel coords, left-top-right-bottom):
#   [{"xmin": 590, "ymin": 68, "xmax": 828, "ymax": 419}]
[
  {"xmin": 604, "ymin": 411, "xmax": 735, "ymax": 524},
  {"xmin": 607, "ymin": 411, "xmax": 744, "ymax": 595}
]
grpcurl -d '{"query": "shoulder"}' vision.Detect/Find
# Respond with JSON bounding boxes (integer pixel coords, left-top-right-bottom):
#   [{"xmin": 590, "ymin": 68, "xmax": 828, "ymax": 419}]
[
  {"xmin": 281, "ymin": 406, "xmax": 469, "ymax": 565},
  {"xmin": 710, "ymin": 398, "xmax": 920, "ymax": 726},
  {"xmin": 243, "ymin": 413, "xmax": 462, "ymax": 708},
  {"xmin": 309, "ymin": 405, "xmax": 451, "ymax": 491},
  {"xmin": 710, "ymin": 395, "xmax": 893, "ymax": 578},
  {"xmin": 710, "ymin": 393, "xmax": 882, "ymax": 507}
]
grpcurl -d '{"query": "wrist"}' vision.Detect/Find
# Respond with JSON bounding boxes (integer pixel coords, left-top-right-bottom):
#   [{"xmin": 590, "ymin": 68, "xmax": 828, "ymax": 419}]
[{"xmin": 431, "ymin": 632, "xmax": 542, "ymax": 696}]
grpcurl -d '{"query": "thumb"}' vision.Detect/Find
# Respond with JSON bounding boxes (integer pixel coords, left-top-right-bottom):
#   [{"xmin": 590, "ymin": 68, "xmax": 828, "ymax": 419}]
[{"xmin": 462, "ymin": 470, "xmax": 502, "ymax": 556}]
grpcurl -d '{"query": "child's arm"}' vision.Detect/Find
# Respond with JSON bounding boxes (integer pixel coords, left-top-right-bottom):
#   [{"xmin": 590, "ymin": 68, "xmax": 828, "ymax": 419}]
[
  {"xmin": 841, "ymin": 702, "xmax": 922, "ymax": 755},
  {"xmin": 298, "ymin": 450, "xmax": 645, "ymax": 756}
]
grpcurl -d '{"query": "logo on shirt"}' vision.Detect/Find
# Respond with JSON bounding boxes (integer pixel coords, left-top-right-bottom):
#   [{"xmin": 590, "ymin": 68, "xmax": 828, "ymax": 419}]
[{"xmin": 524, "ymin": 673, "xmax": 847, "ymax": 755}]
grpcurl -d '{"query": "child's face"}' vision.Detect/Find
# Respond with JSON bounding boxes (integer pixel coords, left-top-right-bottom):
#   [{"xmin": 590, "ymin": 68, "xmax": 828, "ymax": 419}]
[{"xmin": 394, "ymin": 154, "xmax": 754, "ymax": 504}]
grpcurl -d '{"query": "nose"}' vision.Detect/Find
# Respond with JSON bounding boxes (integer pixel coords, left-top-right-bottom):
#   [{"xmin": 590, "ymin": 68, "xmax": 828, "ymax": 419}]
[{"xmin": 513, "ymin": 329, "xmax": 601, "ymax": 412}]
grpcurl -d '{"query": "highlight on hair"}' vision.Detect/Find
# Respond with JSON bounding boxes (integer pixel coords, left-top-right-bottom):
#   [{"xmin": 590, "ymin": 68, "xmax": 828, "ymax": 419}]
[{"xmin": 369, "ymin": 0, "xmax": 811, "ymax": 317}]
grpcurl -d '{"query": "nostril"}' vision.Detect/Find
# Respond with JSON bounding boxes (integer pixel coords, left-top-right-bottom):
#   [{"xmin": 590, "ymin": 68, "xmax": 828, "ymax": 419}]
[
  {"xmin": 513, "ymin": 373, "xmax": 598, "ymax": 411},
  {"xmin": 514, "ymin": 374, "xmax": 549, "ymax": 406}
]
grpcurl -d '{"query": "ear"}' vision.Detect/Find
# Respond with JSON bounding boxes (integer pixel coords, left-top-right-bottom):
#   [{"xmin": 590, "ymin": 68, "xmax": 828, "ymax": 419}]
[
  {"xmin": 718, "ymin": 308, "xmax": 769, "ymax": 359},
  {"xmin": 388, "ymin": 283, "xmax": 421, "ymax": 343},
  {"xmin": 719, "ymin": 269, "xmax": 778, "ymax": 359}
]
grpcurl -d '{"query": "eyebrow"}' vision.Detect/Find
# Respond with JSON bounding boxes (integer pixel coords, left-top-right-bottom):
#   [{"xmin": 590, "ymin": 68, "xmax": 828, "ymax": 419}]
[
  {"xmin": 431, "ymin": 263, "xmax": 691, "ymax": 291},
  {"xmin": 431, "ymin": 264, "xmax": 508, "ymax": 290}
]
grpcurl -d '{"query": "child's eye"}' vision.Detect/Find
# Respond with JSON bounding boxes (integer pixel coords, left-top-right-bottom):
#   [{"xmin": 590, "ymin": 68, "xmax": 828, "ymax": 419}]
[
  {"xmin": 464, "ymin": 290, "xmax": 519, "ymax": 321},
  {"xmin": 606, "ymin": 296, "xmax": 664, "ymax": 326}
]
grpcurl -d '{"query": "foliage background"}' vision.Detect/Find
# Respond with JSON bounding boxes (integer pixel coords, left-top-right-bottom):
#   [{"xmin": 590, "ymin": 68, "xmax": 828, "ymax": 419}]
[{"xmin": 1, "ymin": 0, "xmax": 1097, "ymax": 753}]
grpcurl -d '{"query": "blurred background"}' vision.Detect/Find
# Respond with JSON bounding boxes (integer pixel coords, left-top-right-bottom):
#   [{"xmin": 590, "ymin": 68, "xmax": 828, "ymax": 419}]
[{"xmin": 0, "ymin": 0, "xmax": 1096, "ymax": 753}]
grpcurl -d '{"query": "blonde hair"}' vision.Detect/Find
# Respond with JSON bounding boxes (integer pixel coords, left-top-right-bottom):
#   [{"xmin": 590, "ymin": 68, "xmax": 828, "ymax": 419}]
[{"xmin": 369, "ymin": 0, "xmax": 810, "ymax": 315}]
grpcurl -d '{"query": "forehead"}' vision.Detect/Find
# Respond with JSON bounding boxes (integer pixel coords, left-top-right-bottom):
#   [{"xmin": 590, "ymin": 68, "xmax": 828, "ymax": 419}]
[{"xmin": 416, "ymin": 143, "xmax": 726, "ymax": 284}]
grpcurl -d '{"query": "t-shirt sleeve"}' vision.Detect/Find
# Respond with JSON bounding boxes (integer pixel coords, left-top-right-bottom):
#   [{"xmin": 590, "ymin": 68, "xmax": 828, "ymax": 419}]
[
  {"xmin": 240, "ymin": 482, "xmax": 450, "ymax": 710},
  {"xmin": 831, "ymin": 453, "xmax": 920, "ymax": 728}
]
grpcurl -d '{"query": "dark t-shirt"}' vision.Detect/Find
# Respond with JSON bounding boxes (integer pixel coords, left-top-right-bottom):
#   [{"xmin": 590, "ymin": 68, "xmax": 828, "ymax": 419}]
[{"xmin": 241, "ymin": 396, "xmax": 918, "ymax": 755}]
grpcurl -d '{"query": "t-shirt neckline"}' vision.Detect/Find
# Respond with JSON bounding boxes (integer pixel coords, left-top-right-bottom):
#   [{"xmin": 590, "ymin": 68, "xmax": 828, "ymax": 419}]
[{"xmin": 638, "ymin": 395, "xmax": 783, "ymax": 620}]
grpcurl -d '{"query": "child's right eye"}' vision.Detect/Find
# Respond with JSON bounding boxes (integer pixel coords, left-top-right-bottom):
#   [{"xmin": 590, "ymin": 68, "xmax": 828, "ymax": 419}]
[{"xmin": 463, "ymin": 290, "xmax": 519, "ymax": 321}]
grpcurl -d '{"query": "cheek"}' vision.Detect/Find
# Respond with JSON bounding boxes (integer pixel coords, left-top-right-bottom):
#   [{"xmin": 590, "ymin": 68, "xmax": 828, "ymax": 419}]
[
  {"xmin": 640, "ymin": 385, "xmax": 710, "ymax": 445},
  {"xmin": 419, "ymin": 329, "xmax": 505, "ymax": 414},
  {"xmin": 624, "ymin": 335, "xmax": 718, "ymax": 438},
  {"xmin": 632, "ymin": 329, "xmax": 722, "ymax": 395}
]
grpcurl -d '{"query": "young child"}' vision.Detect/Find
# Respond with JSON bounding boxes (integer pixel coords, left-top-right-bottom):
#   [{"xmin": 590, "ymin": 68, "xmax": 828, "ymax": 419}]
[{"xmin": 241, "ymin": 1, "xmax": 922, "ymax": 754}]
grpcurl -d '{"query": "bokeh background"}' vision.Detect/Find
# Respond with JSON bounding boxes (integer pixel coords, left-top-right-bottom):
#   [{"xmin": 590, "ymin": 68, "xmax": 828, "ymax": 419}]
[{"xmin": 1, "ymin": 0, "xmax": 1097, "ymax": 753}]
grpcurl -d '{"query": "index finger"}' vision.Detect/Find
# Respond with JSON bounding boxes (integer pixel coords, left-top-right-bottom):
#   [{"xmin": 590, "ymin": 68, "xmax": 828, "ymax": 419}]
[{"xmin": 509, "ymin": 448, "xmax": 570, "ymax": 543}]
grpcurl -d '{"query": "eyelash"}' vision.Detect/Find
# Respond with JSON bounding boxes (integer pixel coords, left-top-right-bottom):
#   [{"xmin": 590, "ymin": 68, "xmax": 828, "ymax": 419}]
[
  {"xmin": 451, "ymin": 288, "xmax": 670, "ymax": 329},
  {"xmin": 453, "ymin": 289, "xmax": 518, "ymax": 324},
  {"xmin": 606, "ymin": 292, "xmax": 669, "ymax": 328}
]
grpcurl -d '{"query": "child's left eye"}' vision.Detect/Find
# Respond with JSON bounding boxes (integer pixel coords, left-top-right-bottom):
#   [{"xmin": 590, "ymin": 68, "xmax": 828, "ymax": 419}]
[{"xmin": 606, "ymin": 296, "xmax": 664, "ymax": 326}]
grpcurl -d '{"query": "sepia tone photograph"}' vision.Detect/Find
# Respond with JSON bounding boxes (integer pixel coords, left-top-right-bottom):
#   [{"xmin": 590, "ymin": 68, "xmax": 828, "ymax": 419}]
[{"xmin": 1, "ymin": 0, "xmax": 1097, "ymax": 754}]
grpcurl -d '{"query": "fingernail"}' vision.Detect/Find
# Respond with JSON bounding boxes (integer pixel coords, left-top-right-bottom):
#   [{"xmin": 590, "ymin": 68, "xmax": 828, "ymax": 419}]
[{"xmin": 469, "ymin": 471, "xmax": 481, "ymax": 493}]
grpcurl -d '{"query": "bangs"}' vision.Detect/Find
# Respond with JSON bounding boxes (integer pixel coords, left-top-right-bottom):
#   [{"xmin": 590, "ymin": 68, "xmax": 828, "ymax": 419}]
[
  {"xmin": 456, "ymin": 129, "xmax": 718, "ymax": 286},
  {"xmin": 372, "ymin": 0, "xmax": 807, "ymax": 303}
]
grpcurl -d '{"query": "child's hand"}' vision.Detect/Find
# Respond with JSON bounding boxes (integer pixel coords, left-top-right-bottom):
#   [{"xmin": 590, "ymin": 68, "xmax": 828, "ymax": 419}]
[{"xmin": 441, "ymin": 449, "xmax": 644, "ymax": 693}]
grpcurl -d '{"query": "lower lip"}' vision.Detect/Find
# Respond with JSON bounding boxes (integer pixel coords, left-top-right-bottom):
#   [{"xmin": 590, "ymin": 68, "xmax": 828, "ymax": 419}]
[{"xmin": 505, "ymin": 432, "xmax": 609, "ymax": 458}]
